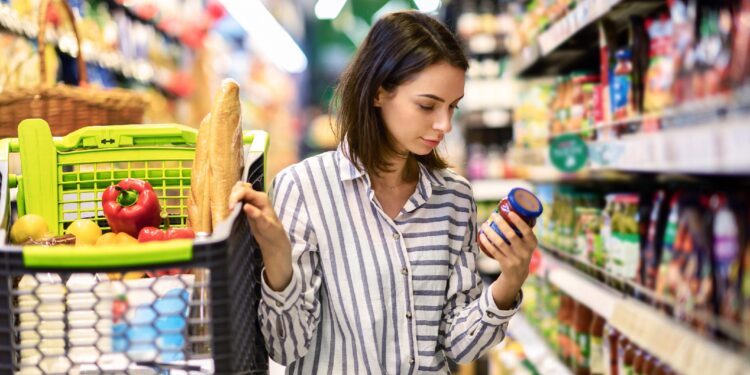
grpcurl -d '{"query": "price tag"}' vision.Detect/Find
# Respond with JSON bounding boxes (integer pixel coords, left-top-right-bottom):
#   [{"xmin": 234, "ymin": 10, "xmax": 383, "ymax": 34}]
[{"xmin": 549, "ymin": 134, "xmax": 589, "ymax": 172}]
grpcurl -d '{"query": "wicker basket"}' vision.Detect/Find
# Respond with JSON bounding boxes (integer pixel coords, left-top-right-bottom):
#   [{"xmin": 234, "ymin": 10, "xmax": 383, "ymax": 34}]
[{"xmin": 0, "ymin": 0, "xmax": 145, "ymax": 138}]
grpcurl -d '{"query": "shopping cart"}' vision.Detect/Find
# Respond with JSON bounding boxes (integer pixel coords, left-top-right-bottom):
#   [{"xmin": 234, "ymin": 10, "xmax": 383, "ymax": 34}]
[{"xmin": 0, "ymin": 119, "xmax": 269, "ymax": 374}]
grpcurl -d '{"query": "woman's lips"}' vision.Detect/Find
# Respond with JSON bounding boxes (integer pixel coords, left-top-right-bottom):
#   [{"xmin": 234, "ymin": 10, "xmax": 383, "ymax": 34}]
[{"xmin": 420, "ymin": 137, "xmax": 440, "ymax": 147}]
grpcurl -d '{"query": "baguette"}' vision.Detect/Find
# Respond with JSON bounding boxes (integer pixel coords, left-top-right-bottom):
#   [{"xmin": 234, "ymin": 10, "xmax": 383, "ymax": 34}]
[
  {"xmin": 208, "ymin": 79, "xmax": 244, "ymax": 228},
  {"xmin": 189, "ymin": 113, "xmax": 212, "ymax": 233}
]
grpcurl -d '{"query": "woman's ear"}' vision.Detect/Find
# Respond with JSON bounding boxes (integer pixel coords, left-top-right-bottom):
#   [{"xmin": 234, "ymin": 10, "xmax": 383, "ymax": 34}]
[{"xmin": 374, "ymin": 87, "xmax": 386, "ymax": 107}]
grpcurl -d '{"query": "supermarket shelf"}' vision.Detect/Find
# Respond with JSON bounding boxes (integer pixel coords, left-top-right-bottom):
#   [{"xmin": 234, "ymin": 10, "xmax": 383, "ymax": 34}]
[
  {"xmin": 507, "ymin": 313, "xmax": 573, "ymax": 375},
  {"xmin": 0, "ymin": 6, "xmax": 182, "ymax": 95},
  {"xmin": 588, "ymin": 117, "xmax": 750, "ymax": 175},
  {"xmin": 511, "ymin": 92, "xmax": 750, "ymax": 179},
  {"xmin": 541, "ymin": 246, "xmax": 621, "ymax": 320},
  {"xmin": 585, "ymin": 92, "xmax": 750, "ymax": 174},
  {"xmin": 539, "ymin": 244, "xmax": 750, "ymax": 375},
  {"xmin": 471, "ymin": 179, "xmax": 534, "ymax": 202},
  {"xmin": 506, "ymin": 163, "xmax": 633, "ymax": 184},
  {"xmin": 104, "ymin": 0, "xmax": 183, "ymax": 45},
  {"xmin": 512, "ymin": 0, "xmax": 665, "ymax": 77}
]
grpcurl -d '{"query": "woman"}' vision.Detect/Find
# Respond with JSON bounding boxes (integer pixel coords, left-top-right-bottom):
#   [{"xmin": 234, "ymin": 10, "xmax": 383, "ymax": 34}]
[{"xmin": 229, "ymin": 10, "xmax": 538, "ymax": 374}]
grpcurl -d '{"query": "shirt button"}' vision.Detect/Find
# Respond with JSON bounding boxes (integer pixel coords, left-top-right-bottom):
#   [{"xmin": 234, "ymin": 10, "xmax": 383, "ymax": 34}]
[
  {"xmin": 275, "ymin": 301, "xmax": 283, "ymax": 308},
  {"xmin": 487, "ymin": 312, "xmax": 495, "ymax": 318},
  {"xmin": 405, "ymin": 312, "xmax": 412, "ymax": 319},
  {"xmin": 409, "ymin": 357, "xmax": 415, "ymax": 365},
  {"xmin": 392, "ymin": 232, "xmax": 400, "ymax": 240},
  {"xmin": 401, "ymin": 268, "xmax": 408, "ymax": 275}
]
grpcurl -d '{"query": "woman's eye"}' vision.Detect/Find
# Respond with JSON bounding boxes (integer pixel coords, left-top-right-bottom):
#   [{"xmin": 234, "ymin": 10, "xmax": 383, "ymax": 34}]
[{"xmin": 418, "ymin": 104, "xmax": 434, "ymax": 111}]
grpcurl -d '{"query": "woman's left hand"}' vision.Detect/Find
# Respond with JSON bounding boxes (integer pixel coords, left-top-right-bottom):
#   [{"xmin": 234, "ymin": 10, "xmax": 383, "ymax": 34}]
[{"xmin": 478, "ymin": 211, "xmax": 538, "ymax": 308}]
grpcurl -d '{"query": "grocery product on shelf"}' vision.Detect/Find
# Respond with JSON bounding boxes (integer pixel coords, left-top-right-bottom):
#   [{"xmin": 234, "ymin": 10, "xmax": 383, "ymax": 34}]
[
  {"xmin": 573, "ymin": 207, "xmax": 603, "ymax": 269},
  {"xmin": 519, "ymin": 274, "xmax": 675, "ymax": 375},
  {"xmin": 655, "ymin": 192, "xmax": 715, "ymax": 333},
  {"xmin": 611, "ymin": 49, "xmax": 634, "ymax": 121},
  {"xmin": 710, "ymin": 193, "xmax": 745, "ymax": 326},
  {"xmin": 572, "ymin": 302, "xmax": 593, "ymax": 374},
  {"xmin": 642, "ymin": 190, "xmax": 671, "ymax": 290},
  {"xmin": 608, "ymin": 193, "xmax": 641, "ymax": 282},
  {"xmin": 589, "ymin": 314, "xmax": 606, "ymax": 375},
  {"xmin": 730, "ymin": 0, "xmax": 750, "ymax": 87},
  {"xmin": 536, "ymin": 182, "xmax": 750, "ymax": 352},
  {"xmin": 514, "ymin": 82, "xmax": 553, "ymax": 148},
  {"xmin": 643, "ymin": 14, "xmax": 674, "ymax": 113}
]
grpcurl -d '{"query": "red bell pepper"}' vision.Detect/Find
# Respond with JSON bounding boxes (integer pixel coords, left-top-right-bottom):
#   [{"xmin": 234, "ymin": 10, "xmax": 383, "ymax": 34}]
[
  {"xmin": 102, "ymin": 178, "xmax": 162, "ymax": 237},
  {"xmin": 138, "ymin": 212, "xmax": 195, "ymax": 242},
  {"xmin": 138, "ymin": 227, "xmax": 195, "ymax": 242}
]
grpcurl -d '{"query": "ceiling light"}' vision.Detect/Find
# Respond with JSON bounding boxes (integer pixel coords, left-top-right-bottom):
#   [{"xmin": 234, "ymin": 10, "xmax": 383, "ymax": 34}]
[
  {"xmin": 314, "ymin": 0, "xmax": 347, "ymax": 20},
  {"xmin": 219, "ymin": 0, "xmax": 308, "ymax": 73},
  {"xmin": 415, "ymin": 0, "xmax": 441, "ymax": 13}
]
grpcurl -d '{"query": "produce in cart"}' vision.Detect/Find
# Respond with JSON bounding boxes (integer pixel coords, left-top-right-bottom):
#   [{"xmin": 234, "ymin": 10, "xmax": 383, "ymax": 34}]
[
  {"xmin": 65, "ymin": 218, "xmax": 102, "ymax": 246},
  {"xmin": 102, "ymin": 178, "xmax": 163, "ymax": 237},
  {"xmin": 9, "ymin": 214, "xmax": 49, "ymax": 244}
]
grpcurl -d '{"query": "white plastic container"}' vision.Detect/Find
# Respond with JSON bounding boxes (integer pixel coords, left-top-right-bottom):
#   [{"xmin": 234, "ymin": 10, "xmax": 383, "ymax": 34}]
[{"xmin": 17, "ymin": 273, "xmax": 69, "ymax": 374}]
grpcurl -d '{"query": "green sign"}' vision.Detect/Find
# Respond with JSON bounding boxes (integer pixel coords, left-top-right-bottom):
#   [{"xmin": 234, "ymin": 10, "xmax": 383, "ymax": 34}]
[{"xmin": 549, "ymin": 134, "xmax": 588, "ymax": 173}]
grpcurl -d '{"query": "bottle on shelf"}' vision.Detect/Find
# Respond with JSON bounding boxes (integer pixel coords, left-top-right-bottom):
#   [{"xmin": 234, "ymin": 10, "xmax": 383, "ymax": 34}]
[
  {"xmin": 589, "ymin": 314, "xmax": 606, "ymax": 375},
  {"xmin": 603, "ymin": 324, "xmax": 620, "ymax": 375},
  {"xmin": 573, "ymin": 303, "xmax": 594, "ymax": 375},
  {"xmin": 619, "ymin": 337, "xmax": 634, "ymax": 375},
  {"xmin": 632, "ymin": 346, "xmax": 645, "ymax": 375},
  {"xmin": 558, "ymin": 295, "xmax": 575, "ymax": 368}
]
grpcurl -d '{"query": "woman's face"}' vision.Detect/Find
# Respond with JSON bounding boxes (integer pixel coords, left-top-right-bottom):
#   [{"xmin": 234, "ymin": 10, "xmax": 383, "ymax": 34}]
[{"xmin": 375, "ymin": 61, "xmax": 465, "ymax": 156}]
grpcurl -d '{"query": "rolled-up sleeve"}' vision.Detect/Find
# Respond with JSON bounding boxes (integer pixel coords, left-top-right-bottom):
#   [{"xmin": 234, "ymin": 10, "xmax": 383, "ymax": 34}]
[
  {"xmin": 440, "ymin": 195, "xmax": 522, "ymax": 363},
  {"xmin": 258, "ymin": 169, "xmax": 323, "ymax": 365}
]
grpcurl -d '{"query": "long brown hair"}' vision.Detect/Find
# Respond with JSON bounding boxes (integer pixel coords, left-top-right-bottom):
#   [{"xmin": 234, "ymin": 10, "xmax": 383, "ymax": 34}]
[{"xmin": 331, "ymin": 11, "xmax": 468, "ymax": 176}]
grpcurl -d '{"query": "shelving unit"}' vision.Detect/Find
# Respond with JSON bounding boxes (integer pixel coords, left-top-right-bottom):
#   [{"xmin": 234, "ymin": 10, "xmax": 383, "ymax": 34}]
[
  {"xmin": 506, "ymin": 313, "xmax": 573, "ymax": 375},
  {"xmin": 0, "ymin": 4, "xmax": 185, "ymax": 95},
  {"xmin": 103, "ymin": 0, "xmax": 182, "ymax": 43},
  {"xmin": 511, "ymin": 0, "xmax": 665, "ymax": 77},
  {"xmin": 539, "ymin": 244, "xmax": 750, "ymax": 375}
]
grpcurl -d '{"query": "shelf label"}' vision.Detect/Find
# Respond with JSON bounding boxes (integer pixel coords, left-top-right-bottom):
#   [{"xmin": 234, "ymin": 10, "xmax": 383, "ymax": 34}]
[{"xmin": 550, "ymin": 134, "xmax": 588, "ymax": 172}]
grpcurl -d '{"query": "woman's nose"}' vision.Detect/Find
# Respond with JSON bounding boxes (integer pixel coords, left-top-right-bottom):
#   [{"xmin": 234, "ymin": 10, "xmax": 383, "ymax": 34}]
[{"xmin": 433, "ymin": 112, "xmax": 452, "ymax": 133}]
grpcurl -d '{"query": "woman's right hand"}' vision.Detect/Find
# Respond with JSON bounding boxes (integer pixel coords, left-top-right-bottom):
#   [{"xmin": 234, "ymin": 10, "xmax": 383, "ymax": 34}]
[{"xmin": 229, "ymin": 181, "xmax": 293, "ymax": 291}]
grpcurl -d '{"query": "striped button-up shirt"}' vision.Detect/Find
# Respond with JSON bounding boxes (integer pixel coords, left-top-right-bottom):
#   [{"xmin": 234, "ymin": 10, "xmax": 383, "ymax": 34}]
[{"xmin": 258, "ymin": 148, "xmax": 521, "ymax": 374}]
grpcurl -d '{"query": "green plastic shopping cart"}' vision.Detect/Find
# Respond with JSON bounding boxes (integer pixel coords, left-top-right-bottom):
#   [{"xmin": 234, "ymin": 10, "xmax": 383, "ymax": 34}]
[{"xmin": 0, "ymin": 119, "xmax": 269, "ymax": 374}]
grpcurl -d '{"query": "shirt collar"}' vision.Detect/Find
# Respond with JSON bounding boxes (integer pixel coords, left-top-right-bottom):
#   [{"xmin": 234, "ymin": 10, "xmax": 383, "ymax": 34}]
[
  {"xmin": 337, "ymin": 144, "xmax": 364, "ymax": 181},
  {"xmin": 336, "ymin": 143, "xmax": 446, "ymax": 188}
]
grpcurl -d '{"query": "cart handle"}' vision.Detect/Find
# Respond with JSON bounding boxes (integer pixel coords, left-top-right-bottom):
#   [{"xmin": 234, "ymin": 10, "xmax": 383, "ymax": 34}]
[
  {"xmin": 5, "ymin": 128, "xmax": 265, "ymax": 152},
  {"xmin": 22, "ymin": 239, "xmax": 192, "ymax": 269}
]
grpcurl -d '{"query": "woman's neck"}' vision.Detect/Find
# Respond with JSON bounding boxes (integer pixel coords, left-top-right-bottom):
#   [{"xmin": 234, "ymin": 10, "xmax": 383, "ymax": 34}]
[{"xmin": 373, "ymin": 154, "xmax": 419, "ymax": 188}]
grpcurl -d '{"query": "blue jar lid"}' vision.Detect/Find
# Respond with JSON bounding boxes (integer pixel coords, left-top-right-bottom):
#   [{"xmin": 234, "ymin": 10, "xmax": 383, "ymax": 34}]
[{"xmin": 507, "ymin": 187, "xmax": 543, "ymax": 218}]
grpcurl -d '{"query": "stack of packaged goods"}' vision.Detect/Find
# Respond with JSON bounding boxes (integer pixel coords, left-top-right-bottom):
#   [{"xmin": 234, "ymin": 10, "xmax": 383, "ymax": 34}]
[
  {"xmin": 512, "ymin": 0, "xmax": 750, "ymax": 151},
  {"xmin": 508, "ymin": 0, "xmax": 577, "ymax": 54},
  {"xmin": 536, "ymin": 184, "xmax": 750, "ymax": 348}
]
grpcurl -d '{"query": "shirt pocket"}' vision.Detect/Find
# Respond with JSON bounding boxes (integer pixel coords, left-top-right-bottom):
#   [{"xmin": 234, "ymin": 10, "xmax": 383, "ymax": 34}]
[
  {"xmin": 407, "ymin": 234, "xmax": 452, "ymax": 302},
  {"xmin": 318, "ymin": 239, "xmax": 387, "ymax": 306}
]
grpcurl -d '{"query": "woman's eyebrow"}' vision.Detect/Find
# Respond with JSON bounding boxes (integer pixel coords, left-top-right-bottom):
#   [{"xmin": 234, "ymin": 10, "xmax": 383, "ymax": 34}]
[
  {"xmin": 418, "ymin": 94, "xmax": 464, "ymax": 103},
  {"xmin": 418, "ymin": 94, "xmax": 445, "ymax": 102}
]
